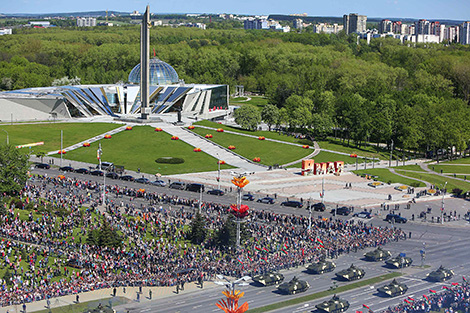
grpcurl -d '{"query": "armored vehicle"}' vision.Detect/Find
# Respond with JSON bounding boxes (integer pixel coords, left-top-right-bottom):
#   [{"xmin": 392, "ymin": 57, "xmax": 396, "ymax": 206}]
[
  {"xmin": 307, "ymin": 257, "xmax": 336, "ymax": 274},
  {"xmin": 377, "ymin": 279, "xmax": 408, "ymax": 297},
  {"xmin": 316, "ymin": 294, "xmax": 350, "ymax": 313},
  {"xmin": 335, "ymin": 264, "xmax": 365, "ymax": 281},
  {"xmin": 277, "ymin": 276, "xmax": 309, "ymax": 295},
  {"xmin": 364, "ymin": 247, "xmax": 392, "ymax": 261},
  {"xmin": 252, "ymin": 272, "xmax": 284, "ymax": 286},
  {"xmin": 385, "ymin": 255, "xmax": 413, "ymax": 269},
  {"xmin": 427, "ymin": 266, "xmax": 454, "ymax": 282}
]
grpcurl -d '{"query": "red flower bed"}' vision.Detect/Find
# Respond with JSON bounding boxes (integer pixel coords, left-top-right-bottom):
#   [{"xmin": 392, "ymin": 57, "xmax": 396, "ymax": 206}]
[
  {"xmin": 253, "ymin": 157, "xmax": 261, "ymax": 162},
  {"xmin": 58, "ymin": 150, "xmax": 66, "ymax": 155},
  {"xmin": 228, "ymin": 145, "xmax": 236, "ymax": 150},
  {"xmin": 193, "ymin": 148, "xmax": 202, "ymax": 152},
  {"xmin": 258, "ymin": 136, "xmax": 265, "ymax": 140},
  {"xmin": 155, "ymin": 128, "xmax": 163, "ymax": 132},
  {"xmin": 217, "ymin": 160, "xmax": 226, "ymax": 165},
  {"xmin": 216, "ymin": 128, "xmax": 224, "ymax": 132},
  {"xmin": 171, "ymin": 136, "xmax": 179, "ymax": 140},
  {"xmin": 83, "ymin": 142, "xmax": 90, "ymax": 147},
  {"xmin": 350, "ymin": 154, "xmax": 358, "ymax": 158},
  {"xmin": 125, "ymin": 126, "xmax": 133, "ymax": 130},
  {"xmin": 205, "ymin": 134, "xmax": 213, "ymax": 138},
  {"xmin": 104, "ymin": 134, "xmax": 112, "ymax": 139},
  {"xmin": 302, "ymin": 145, "xmax": 309, "ymax": 149},
  {"xmin": 188, "ymin": 125, "xmax": 195, "ymax": 130}
]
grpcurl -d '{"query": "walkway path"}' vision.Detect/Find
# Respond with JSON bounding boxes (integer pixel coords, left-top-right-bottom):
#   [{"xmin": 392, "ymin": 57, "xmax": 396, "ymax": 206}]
[
  {"xmin": 419, "ymin": 161, "xmax": 470, "ymax": 184},
  {"xmin": 389, "ymin": 168, "xmax": 432, "ymax": 188},
  {"xmin": 156, "ymin": 124, "xmax": 267, "ymax": 172}
]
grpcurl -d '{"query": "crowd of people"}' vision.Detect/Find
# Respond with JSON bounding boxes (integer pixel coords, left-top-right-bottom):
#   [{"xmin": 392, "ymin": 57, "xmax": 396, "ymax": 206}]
[
  {"xmin": 0, "ymin": 174, "xmax": 407, "ymax": 307},
  {"xmin": 385, "ymin": 282, "xmax": 470, "ymax": 313}
]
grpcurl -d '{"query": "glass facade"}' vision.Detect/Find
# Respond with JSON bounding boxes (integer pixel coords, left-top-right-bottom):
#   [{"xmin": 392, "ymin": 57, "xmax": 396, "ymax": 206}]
[{"xmin": 128, "ymin": 58, "xmax": 179, "ymax": 86}]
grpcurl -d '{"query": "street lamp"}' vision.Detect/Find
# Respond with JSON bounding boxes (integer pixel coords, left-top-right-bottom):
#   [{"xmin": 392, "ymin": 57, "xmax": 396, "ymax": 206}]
[
  {"xmin": 97, "ymin": 143, "xmax": 106, "ymax": 205},
  {"xmin": 214, "ymin": 275, "xmax": 251, "ymax": 292},
  {"xmin": 441, "ymin": 181, "xmax": 447, "ymax": 224},
  {"xmin": 217, "ymin": 153, "xmax": 221, "ymax": 190},
  {"xmin": 1, "ymin": 129, "xmax": 9, "ymax": 145},
  {"xmin": 60, "ymin": 130, "xmax": 63, "ymax": 167},
  {"xmin": 389, "ymin": 139, "xmax": 394, "ymax": 167},
  {"xmin": 123, "ymin": 85, "xmax": 128, "ymax": 115}
]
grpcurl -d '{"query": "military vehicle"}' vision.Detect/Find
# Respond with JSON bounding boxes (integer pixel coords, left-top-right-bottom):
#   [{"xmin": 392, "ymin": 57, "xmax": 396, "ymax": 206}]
[
  {"xmin": 385, "ymin": 255, "xmax": 413, "ymax": 268},
  {"xmin": 364, "ymin": 247, "xmax": 392, "ymax": 261},
  {"xmin": 377, "ymin": 279, "xmax": 408, "ymax": 297},
  {"xmin": 306, "ymin": 257, "xmax": 336, "ymax": 274},
  {"xmin": 427, "ymin": 266, "xmax": 454, "ymax": 282},
  {"xmin": 335, "ymin": 264, "xmax": 365, "ymax": 281},
  {"xmin": 316, "ymin": 294, "xmax": 350, "ymax": 313},
  {"xmin": 252, "ymin": 272, "xmax": 284, "ymax": 286},
  {"xmin": 277, "ymin": 276, "xmax": 309, "ymax": 295}
]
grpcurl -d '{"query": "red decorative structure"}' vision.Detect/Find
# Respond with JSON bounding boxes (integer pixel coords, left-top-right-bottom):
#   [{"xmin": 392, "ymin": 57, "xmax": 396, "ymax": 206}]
[
  {"xmin": 126, "ymin": 126, "xmax": 133, "ymax": 130},
  {"xmin": 258, "ymin": 136, "xmax": 265, "ymax": 140},
  {"xmin": 216, "ymin": 289, "xmax": 249, "ymax": 313},
  {"xmin": 104, "ymin": 134, "xmax": 112, "ymax": 139},
  {"xmin": 230, "ymin": 204, "xmax": 249, "ymax": 219},
  {"xmin": 188, "ymin": 125, "xmax": 195, "ymax": 130},
  {"xmin": 253, "ymin": 157, "xmax": 261, "ymax": 162},
  {"xmin": 216, "ymin": 128, "xmax": 224, "ymax": 132},
  {"xmin": 228, "ymin": 145, "xmax": 236, "ymax": 150},
  {"xmin": 205, "ymin": 134, "xmax": 213, "ymax": 138},
  {"xmin": 194, "ymin": 148, "xmax": 202, "ymax": 152},
  {"xmin": 155, "ymin": 127, "xmax": 163, "ymax": 132},
  {"xmin": 83, "ymin": 142, "xmax": 90, "ymax": 147},
  {"xmin": 171, "ymin": 136, "xmax": 179, "ymax": 140}
]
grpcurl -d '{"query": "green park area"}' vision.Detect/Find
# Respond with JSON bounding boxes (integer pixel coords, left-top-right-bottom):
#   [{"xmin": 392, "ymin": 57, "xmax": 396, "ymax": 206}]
[
  {"xmin": 0, "ymin": 122, "xmax": 120, "ymax": 153},
  {"xmin": 353, "ymin": 168, "xmax": 426, "ymax": 187},
  {"xmin": 395, "ymin": 170, "xmax": 470, "ymax": 192},
  {"xmin": 190, "ymin": 127, "xmax": 313, "ymax": 166},
  {"xmin": 62, "ymin": 125, "xmax": 232, "ymax": 175},
  {"xmin": 430, "ymin": 164, "xmax": 470, "ymax": 175},
  {"xmin": 229, "ymin": 96, "xmax": 269, "ymax": 109}
]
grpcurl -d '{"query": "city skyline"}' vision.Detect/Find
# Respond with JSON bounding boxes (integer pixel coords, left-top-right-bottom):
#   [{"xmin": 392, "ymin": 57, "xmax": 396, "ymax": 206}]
[{"xmin": 1, "ymin": 0, "xmax": 469, "ymax": 21}]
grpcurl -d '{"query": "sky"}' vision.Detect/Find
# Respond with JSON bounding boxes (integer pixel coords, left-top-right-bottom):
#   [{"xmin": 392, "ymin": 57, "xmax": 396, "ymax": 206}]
[{"xmin": 2, "ymin": 0, "xmax": 469, "ymax": 21}]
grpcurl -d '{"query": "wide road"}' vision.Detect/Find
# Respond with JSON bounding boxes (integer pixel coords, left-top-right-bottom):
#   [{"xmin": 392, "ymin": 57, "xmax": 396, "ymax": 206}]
[{"xmin": 31, "ymin": 167, "xmax": 470, "ymax": 313}]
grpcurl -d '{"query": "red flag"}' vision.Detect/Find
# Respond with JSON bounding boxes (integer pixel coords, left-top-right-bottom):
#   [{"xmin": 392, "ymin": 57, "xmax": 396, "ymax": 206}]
[
  {"xmin": 463, "ymin": 276, "xmax": 468, "ymax": 282},
  {"xmin": 443, "ymin": 286, "xmax": 449, "ymax": 289},
  {"xmin": 302, "ymin": 248, "xmax": 304, "ymax": 256},
  {"xmin": 429, "ymin": 289, "xmax": 437, "ymax": 294},
  {"xmin": 356, "ymin": 311, "xmax": 363, "ymax": 313},
  {"xmin": 247, "ymin": 255, "xmax": 253, "ymax": 261},
  {"xmin": 451, "ymin": 282, "xmax": 459, "ymax": 286},
  {"xmin": 263, "ymin": 247, "xmax": 269, "ymax": 252},
  {"xmin": 363, "ymin": 304, "xmax": 370, "ymax": 309},
  {"xmin": 255, "ymin": 246, "xmax": 262, "ymax": 251},
  {"xmin": 408, "ymin": 297, "xmax": 415, "ymax": 301},
  {"xmin": 281, "ymin": 248, "xmax": 288, "ymax": 255},
  {"xmin": 404, "ymin": 299, "xmax": 411, "ymax": 304}
]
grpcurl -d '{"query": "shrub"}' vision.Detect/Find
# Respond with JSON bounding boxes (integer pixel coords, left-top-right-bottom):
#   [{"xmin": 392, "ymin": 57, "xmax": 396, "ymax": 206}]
[
  {"xmin": 452, "ymin": 188, "xmax": 463, "ymax": 196},
  {"xmin": 155, "ymin": 157, "xmax": 185, "ymax": 164}
]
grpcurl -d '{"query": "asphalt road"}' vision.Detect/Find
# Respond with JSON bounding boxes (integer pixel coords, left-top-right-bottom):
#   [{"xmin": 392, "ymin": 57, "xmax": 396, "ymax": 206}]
[{"xmin": 30, "ymin": 167, "xmax": 470, "ymax": 313}]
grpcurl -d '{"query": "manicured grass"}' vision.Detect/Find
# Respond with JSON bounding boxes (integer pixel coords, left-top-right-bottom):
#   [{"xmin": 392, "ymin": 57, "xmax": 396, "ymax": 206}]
[
  {"xmin": 33, "ymin": 297, "xmax": 129, "ymax": 313},
  {"xmin": 395, "ymin": 170, "xmax": 470, "ymax": 192},
  {"xmin": 317, "ymin": 138, "xmax": 391, "ymax": 160},
  {"xmin": 230, "ymin": 96, "xmax": 269, "ymax": 109},
  {"xmin": 391, "ymin": 164, "xmax": 426, "ymax": 172},
  {"xmin": 62, "ymin": 126, "xmax": 233, "ymax": 175},
  {"xmin": 247, "ymin": 272, "xmax": 401, "ymax": 313},
  {"xmin": 430, "ymin": 164, "xmax": 470, "ymax": 175},
  {"xmin": 0, "ymin": 122, "xmax": 121, "ymax": 153},
  {"xmin": 353, "ymin": 168, "xmax": 426, "ymax": 187},
  {"xmin": 193, "ymin": 120, "xmax": 313, "ymax": 145},
  {"xmin": 440, "ymin": 157, "xmax": 470, "ymax": 164},
  {"xmin": 191, "ymin": 127, "xmax": 312, "ymax": 166}
]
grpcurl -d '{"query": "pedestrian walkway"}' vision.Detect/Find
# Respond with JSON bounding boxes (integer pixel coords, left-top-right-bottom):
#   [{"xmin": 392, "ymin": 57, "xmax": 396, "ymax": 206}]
[
  {"xmin": 389, "ymin": 167, "xmax": 431, "ymax": 188},
  {"xmin": 420, "ymin": 161, "xmax": 469, "ymax": 183},
  {"xmin": 157, "ymin": 124, "xmax": 267, "ymax": 172}
]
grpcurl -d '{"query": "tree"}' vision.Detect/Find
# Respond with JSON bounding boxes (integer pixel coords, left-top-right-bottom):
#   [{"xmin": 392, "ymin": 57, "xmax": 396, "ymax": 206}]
[
  {"xmin": 0, "ymin": 145, "xmax": 29, "ymax": 195},
  {"xmin": 233, "ymin": 105, "xmax": 261, "ymax": 131},
  {"xmin": 189, "ymin": 212, "xmax": 206, "ymax": 244},
  {"xmin": 261, "ymin": 104, "xmax": 279, "ymax": 131},
  {"xmin": 215, "ymin": 216, "xmax": 249, "ymax": 249},
  {"xmin": 35, "ymin": 152, "xmax": 46, "ymax": 163}
]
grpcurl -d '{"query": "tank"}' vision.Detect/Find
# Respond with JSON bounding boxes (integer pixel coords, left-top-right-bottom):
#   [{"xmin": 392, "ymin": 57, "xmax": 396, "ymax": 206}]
[
  {"xmin": 364, "ymin": 247, "xmax": 392, "ymax": 261},
  {"xmin": 316, "ymin": 294, "xmax": 350, "ymax": 313},
  {"xmin": 385, "ymin": 255, "xmax": 413, "ymax": 269},
  {"xmin": 277, "ymin": 276, "xmax": 309, "ymax": 295},
  {"xmin": 427, "ymin": 266, "xmax": 454, "ymax": 282},
  {"xmin": 252, "ymin": 272, "xmax": 284, "ymax": 286},
  {"xmin": 377, "ymin": 279, "xmax": 408, "ymax": 297},
  {"xmin": 307, "ymin": 257, "xmax": 336, "ymax": 274},
  {"xmin": 335, "ymin": 264, "xmax": 365, "ymax": 281}
]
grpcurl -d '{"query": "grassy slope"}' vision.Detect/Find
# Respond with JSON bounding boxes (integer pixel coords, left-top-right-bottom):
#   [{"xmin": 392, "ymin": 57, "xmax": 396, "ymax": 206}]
[
  {"xmin": 62, "ymin": 126, "xmax": 232, "ymax": 175},
  {"xmin": 0, "ymin": 122, "xmax": 121, "ymax": 153},
  {"xmin": 431, "ymin": 164, "xmax": 470, "ymax": 174},
  {"xmin": 395, "ymin": 170, "xmax": 470, "ymax": 192},
  {"xmin": 353, "ymin": 168, "xmax": 426, "ymax": 187},
  {"xmin": 229, "ymin": 96, "xmax": 269, "ymax": 109},
  {"xmin": 191, "ymin": 127, "xmax": 312, "ymax": 166}
]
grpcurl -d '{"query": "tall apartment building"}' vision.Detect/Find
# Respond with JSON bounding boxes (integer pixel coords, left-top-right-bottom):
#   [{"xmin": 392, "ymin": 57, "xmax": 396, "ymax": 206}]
[
  {"xmin": 461, "ymin": 22, "xmax": 470, "ymax": 45},
  {"xmin": 244, "ymin": 18, "xmax": 268, "ymax": 30},
  {"xmin": 293, "ymin": 18, "xmax": 303, "ymax": 30},
  {"xmin": 415, "ymin": 19, "xmax": 431, "ymax": 34},
  {"xmin": 77, "ymin": 17, "xmax": 96, "ymax": 27},
  {"xmin": 379, "ymin": 19, "xmax": 393, "ymax": 33},
  {"xmin": 343, "ymin": 13, "xmax": 367, "ymax": 34},
  {"xmin": 444, "ymin": 26, "xmax": 459, "ymax": 42}
]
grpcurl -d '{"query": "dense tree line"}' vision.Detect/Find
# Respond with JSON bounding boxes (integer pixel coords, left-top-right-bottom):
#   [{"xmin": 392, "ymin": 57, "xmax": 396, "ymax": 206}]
[{"xmin": 0, "ymin": 26, "xmax": 469, "ymax": 155}]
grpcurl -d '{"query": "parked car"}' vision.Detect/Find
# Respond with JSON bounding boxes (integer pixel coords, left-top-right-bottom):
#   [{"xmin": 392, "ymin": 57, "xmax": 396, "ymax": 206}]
[
  {"xmin": 59, "ymin": 166, "xmax": 74, "ymax": 172},
  {"xmin": 75, "ymin": 168, "xmax": 89, "ymax": 174},
  {"xmin": 353, "ymin": 211, "xmax": 372, "ymax": 219},
  {"xmin": 135, "ymin": 177, "xmax": 150, "ymax": 184},
  {"xmin": 242, "ymin": 194, "xmax": 255, "ymax": 201},
  {"xmin": 169, "ymin": 182, "xmax": 185, "ymax": 190},
  {"xmin": 281, "ymin": 200, "xmax": 303, "ymax": 208},
  {"xmin": 98, "ymin": 162, "xmax": 114, "ymax": 171},
  {"xmin": 311, "ymin": 202, "xmax": 326, "ymax": 212},
  {"xmin": 207, "ymin": 189, "xmax": 224, "ymax": 196},
  {"xmin": 150, "ymin": 180, "xmax": 166, "ymax": 187},
  {"xmin": 35, "ymin": 163, "xmax": 50, "ymax": 169},
  {"xmin": 120, "ymin": 175, "xmax": 134, "ymax": 181},
  {"xmin": 105, "ymin": 172, "xmax": 120, "ymax": 179},
  {"xmin": 385, "ymin": 214, "xmax": 407, "ymax": 223},
  {"xmin": 257, "ymin": 197, "xmax": 275, "ymax": 204},
  {"xmin": 90, "ymin": 170, "xmax": 104, "ymax": 176},
  {"xmin": 186, "ymin": 183, "xmax": 205, "ymax": 192},
  {"xmin": 331, "ymin": 206, "xmax": 352, "ymax": 216}
]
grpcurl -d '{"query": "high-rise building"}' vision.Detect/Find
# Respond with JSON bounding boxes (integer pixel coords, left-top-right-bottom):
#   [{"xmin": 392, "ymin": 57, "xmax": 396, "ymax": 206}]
[
  {"xmin": 77, "ymin": 17, "xmax": 96, "ymax": 27},
  {"xmin": 416, "ymin": 19, "xmax": 430, "ymax": 34},
  {"xmin": 460, "ymin": 22, "xmax": 470, "ymax": 45},
  {"xmin": 293, "ymin": 18, "xmax": 303, "ymax": 30},
  {"xmin": 244, "ymin": 18, "xmax": 268, "ymax": 30},
  {"xmin": 444, "ymin": 26, "xmax": 459, "ymax": 42},
  {"xmin": 379, "ymin": 19, "xmax": 393, "ymax": 33},
  {"xmin": 343, "ymin": 13, "xmax": 367, "ymax": 34}
]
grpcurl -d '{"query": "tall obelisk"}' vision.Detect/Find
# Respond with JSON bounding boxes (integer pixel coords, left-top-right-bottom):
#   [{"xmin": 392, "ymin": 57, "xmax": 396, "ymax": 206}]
[{"xmin": 140, "ymin": 5, "xmax": 150, "ymax": 119}]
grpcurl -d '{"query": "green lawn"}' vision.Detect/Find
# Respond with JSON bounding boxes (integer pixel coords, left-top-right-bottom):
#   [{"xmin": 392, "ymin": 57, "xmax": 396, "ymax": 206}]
[
  {"xmin": 317, "ymin": 138, "xmax": 392, "ymax": 160},
  {"xmin": 230, "ymin": 96, "xmax": 269, "ymax": 109},
  {"xmin": 193, "ymin": 120, "xmax": 313, "ymax": 145},
  {"xmin": 430, "ymin": 164, "xmax": 470, "ymax": 175},
  {"xmin": 391, "ymin": 164, "xmax": 426, "ymax": 172},
  {"xmin": 62, "ymin": 126, "xmax": 233, "ymax": 175},
  {"xmin": 395, "ymin": 170, "xmax": 470, "ymax": 192},
  {"xmin": 439, "ymin": 157, "xmax": 470, "ymax": 164},
  {"xmin": 353, "ymin": 168, "xmax": 426, "ymax": 187},
  {"xmin": 190, "ymin": 127, "xmax": 312, "ymax": 166},
  {"xmin": 0, "ymin": 122, "xmax": 121, "ymax": 153}
]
